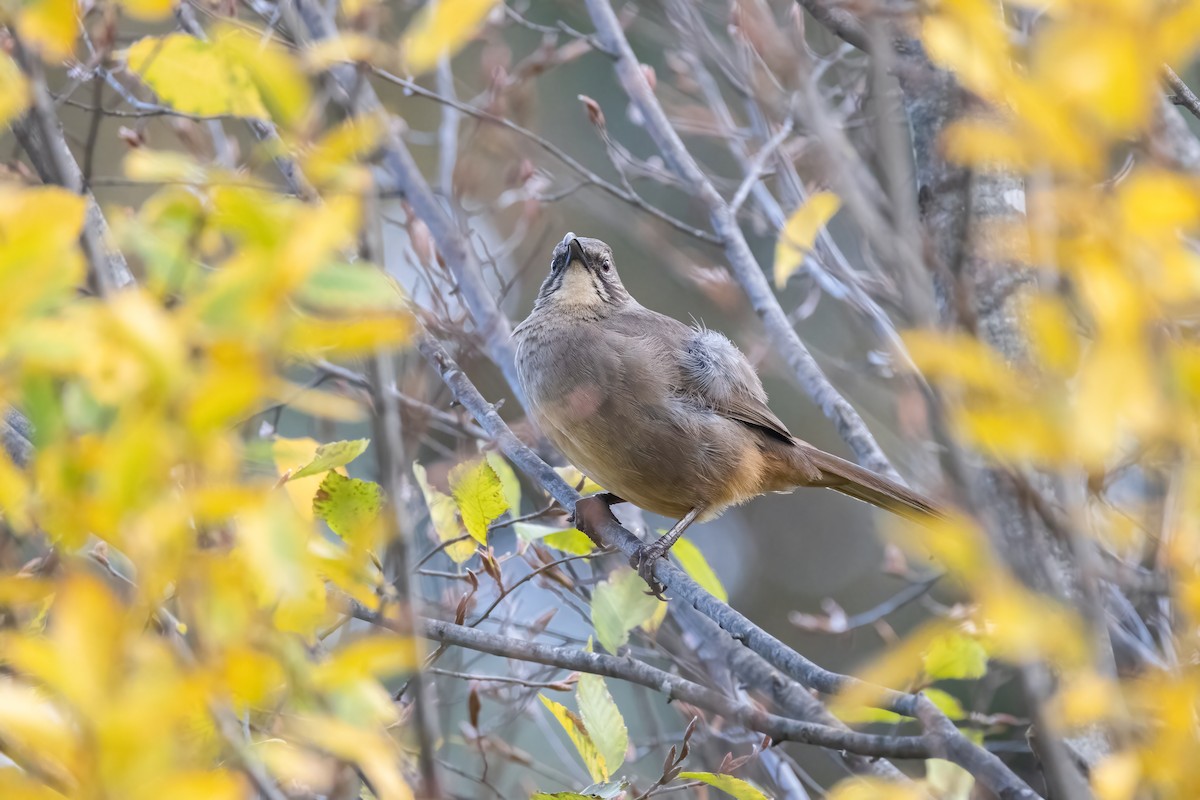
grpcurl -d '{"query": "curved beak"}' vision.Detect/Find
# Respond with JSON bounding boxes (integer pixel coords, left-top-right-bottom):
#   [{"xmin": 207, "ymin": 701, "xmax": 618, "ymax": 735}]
[{"xmin": 566, "ymin": 236, "xmax": 589, "ymax": 269}]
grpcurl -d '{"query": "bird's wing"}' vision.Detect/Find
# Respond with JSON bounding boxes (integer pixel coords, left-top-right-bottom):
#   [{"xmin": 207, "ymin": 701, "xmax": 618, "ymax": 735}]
[
  {"xmin": 607, "ymin": 308, "xmax": 794, "ymax": 442},
  {"xmin": 678, "ymin": 327, "xmax": 794, "ymax": 442}
]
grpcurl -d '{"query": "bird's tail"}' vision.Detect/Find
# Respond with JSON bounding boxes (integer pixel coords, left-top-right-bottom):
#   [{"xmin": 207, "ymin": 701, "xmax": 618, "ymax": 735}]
[{"xmin": 799, "ymin": 445, "xmax": 943, "ymax": 522}]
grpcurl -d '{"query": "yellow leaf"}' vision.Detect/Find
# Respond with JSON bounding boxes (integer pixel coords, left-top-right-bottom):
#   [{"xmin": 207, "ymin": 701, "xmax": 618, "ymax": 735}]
[
  {"xmin": 555, "ymin": 465, "xmax": 604, "ymax": 495},
  {"xmin": 539, "ymin": 694, "xmax": 608, "ymax": 783},
  {"xmin": 298, "ymin": 262, "xmax": 406, "ymax": 314},
  {"xmin": 449, "ymin": 458, "xmax": 509, "ymax": 546},
  {"xmin": 920, "ymin": 0, "xmax": 1010, "ymax": 101},
  {"xmin": 903, "ymin": 330, "xmax": 1017, "ymax": 394},
  {"xmin": 235, "ymin": 499, "xmax": 328, "ymax": 635},
  {"xmin": 0, "ymin": 55, "xmax": 30, "ymax": 129},
  {"xmin": 1091, "ymin": 751, "xmax": 1140, "ymax": 800},
  {"xmin": 671, "ymin": 538, "xmax": 727, "ymax": 602},
  {"xmin": 286, "ymin": 315, "xmax": 414, "ymax": 357},
  {"xmin": 977, "ymin": 581, "xmax": 1088, "ymax": 668},
  {"xmin": 827, "ymin": 777, "xmax": 925, "ymax": 800},
  {"xmin": 291, "ymin": 438, "xmax": 370, "ymax": 479},
  {"xmin": 17, "ymin": 0, "xmax": 77, "ymax": 60},
  {"xmin": 401, "ymin": 0, "xmax": 499, "ymax": 75},
  {"xmin": 0, "ymin": 766, "xmax": 66, "ymax": 800},
  {"xmin": 922, "ymin": 631, "xmax": 988, "ymax": 681},
  {"xmin": 214, "ymin": 24, "xmax": 311, "ymax": 129},
  {"xmin": 299, "ymin": 115, "xmax": 387, "ymax": 191},
  {"xmin": 304, "ymin": 34, "xmax": 387, "ymax": 70},
  {"xmin": 48, "ymin": 573, "xmax": 124, "ymax": 716},
  {"xmin": 1032, "ymin": 22, "xmax": 1152, "ymax": 136},
  {"xmin": 289, "ymin": 716, "xmax": 414, "ymax": 800},
  {"xmin": 0, "ymin": 186, "xmax": 87, "ymax": 332},
  {"xmin": 922, "ymin": 687, "xmax": 966, "ymax": 720},
  {"xmin": 485, "ymin": 451, "xmax": 523, "ymax": 512},
  {"xmin": 257, "ymin": 739, "xmax": 340, "ymax": 796},
  {"xmin": 576, "ymin": 674, "xmax": 627, "ymax": 776},
  {"xmin": 1024, "ymin": 295, "xmax": 1080, "ymax": 376},
  {"xmin": 543, "ymin": 528, "xmax": 597, "ymax": 555},
  {"xmin": 123, "ymin": 149, "xmax": 207, "ymax": 184},
  {"xmin": 774, "ymin": 191, "xmax": 840, "ymax": 288},
  {"xmin": 831, "ymin": 622, "xmax": 953, "ymax": 720},
  {"xmin": 927, "ymin": 759, "xmax": 975, "ymax": 800},
  {"xmin": 314, "ymin": 636, "xmax": 419, "ymax": 688},
  {"xmin": 127, "ymin": 34, "xmax": 269, "ymax": 118},
  {"xmin": 413, "ymin": 462, "xmax": 475, "ymax": 563},
  {"xmin": 678, "ymin": 772, "xmax": 769, "ymax": 800},
  {"xmin": 1050, "ymin": 670, "xmax": 1121, "ymax": 729},
  {"xmin": 117, "ymin": 0, "xmax": 175, "ymax": 20},
  {"xmin": 273, "ymin": 436, "xmax": 327, "ymax": 521},
  {"xmin": 218, "ymin": 646, "xmax": 286, "ymax": 710},
  {"xmin": 955, "ymin": 404, "xmax": 1065, "ymax": 463},
  {"xmin": 0, "ymin": 679, "xmax": 77, "ymax": 788},
  {"xmin": 941, "ymin": 118, "xmax": 1030, "ymax": 171},
  {"xmin": 154, "ymin": 770, "xmax": 247, "ymax": 800},
  {"xmin": 641, "ymin": 599, "xmax": 669, "ymax": 635}
]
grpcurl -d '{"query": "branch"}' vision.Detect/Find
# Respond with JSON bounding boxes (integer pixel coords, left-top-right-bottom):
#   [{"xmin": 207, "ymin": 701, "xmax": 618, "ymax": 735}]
[
  {"xmin": 11, "ymin": 37, "xmax": 133, "ymax": 294},
  {"xmin": 582, "ymin": 0, "xmax": 900, "ymax": 480},
  {"xmin": 417, "ymin": 335, "xmax": 1041, "ymax": 799},
  {"xmin": 1165, "ymin": 66, "xmax": 1200, "ymax": 122},
  {"xmin": 288, "ymin": 0, "xmax": 521, "ymax": 397},
  {"xmin": 792, "ymin": 0, "xmax": 869, "ymax": 50},
  {"xmin": 363, "ymin": 612, "xmax": 937, "ymax": 760}
]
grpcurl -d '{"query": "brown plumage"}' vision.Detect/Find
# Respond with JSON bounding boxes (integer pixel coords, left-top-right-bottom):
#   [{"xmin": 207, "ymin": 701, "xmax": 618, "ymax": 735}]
[{"xmin": 514, "ymin": 234, "xmax": 940, "ymax": 594}]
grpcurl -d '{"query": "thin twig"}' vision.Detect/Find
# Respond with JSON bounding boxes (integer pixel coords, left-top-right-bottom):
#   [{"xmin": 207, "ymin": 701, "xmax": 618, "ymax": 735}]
[{"xmin": 1165, "ymin": 66, "xmax": 1200, "ymax": 122}]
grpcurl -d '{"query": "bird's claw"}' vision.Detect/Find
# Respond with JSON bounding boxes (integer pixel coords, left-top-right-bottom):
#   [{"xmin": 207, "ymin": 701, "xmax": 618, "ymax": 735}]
[{"xmin": 630, "ymin": 543, "xmax": 668, "ymax": 601}]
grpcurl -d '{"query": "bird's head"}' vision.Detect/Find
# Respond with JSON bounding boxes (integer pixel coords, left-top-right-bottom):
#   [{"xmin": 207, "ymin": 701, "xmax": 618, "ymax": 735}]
[{"xmin": 534, "ymin": 233, "xmax": 630, "ymax": 314}]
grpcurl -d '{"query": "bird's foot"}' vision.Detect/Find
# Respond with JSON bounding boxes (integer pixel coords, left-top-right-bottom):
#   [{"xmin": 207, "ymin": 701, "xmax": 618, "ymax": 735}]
[
  {"xmin": 629, "ymin": 542, "xmax": 669, "ymax": 601},
  {"xmin": 566, "ymin": 492, "xmax": 625, "ymax": 528}
]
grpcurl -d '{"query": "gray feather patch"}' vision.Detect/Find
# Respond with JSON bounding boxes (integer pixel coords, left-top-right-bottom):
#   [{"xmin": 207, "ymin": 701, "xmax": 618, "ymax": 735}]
[{"xmin": 681, "ymin": 329, "xmax": 763, "ymax": 403}]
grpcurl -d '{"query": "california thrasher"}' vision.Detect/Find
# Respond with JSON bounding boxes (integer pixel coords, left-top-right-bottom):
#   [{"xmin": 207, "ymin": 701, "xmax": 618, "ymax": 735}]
[{"xmin": 514, "ymin": 233, "xmax": 939, "ymax": 596}]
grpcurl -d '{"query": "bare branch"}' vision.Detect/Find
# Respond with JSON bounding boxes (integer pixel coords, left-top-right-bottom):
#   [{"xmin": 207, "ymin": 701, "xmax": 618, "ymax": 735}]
[
  {"xmin": 381, "ymin": 614, "xmax": 938, "ymax": 760},
  {"xmin": 11, "ymin": 37, "xmax": 133, "ymax": 294}
]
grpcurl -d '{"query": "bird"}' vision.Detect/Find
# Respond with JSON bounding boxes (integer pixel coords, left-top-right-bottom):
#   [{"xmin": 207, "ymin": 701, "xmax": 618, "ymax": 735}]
[{"xmin": 513, "ymin": 233, "xmax": 941, "ymax": 597}]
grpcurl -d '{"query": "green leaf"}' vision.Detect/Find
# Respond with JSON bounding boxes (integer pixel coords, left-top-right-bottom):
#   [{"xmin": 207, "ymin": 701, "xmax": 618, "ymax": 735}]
[
  {"xmin": 576, "ymin": 675, "xmax": 627, "ymax": 777},
  {"xmin": 922, "ymin": 687, "xmax": 966, "ymax": 720},
  {"xmin": 312, "ymin": 471, "xmax": 383, "ymax": 549},
  {"xmin": 297, "ymin": 262, "xmax": 405, "ymax": 312},
  {"xmin": 922, "ymin": 632, "xmax": 988, "ymax": 681},
  {"xmin": 834, "ymin": 705, "xmax": 906, "ymax": 725},
  {"xmin": 539, "ymin": 694, "xmax": 608, "ymax": 783},
  {"xmin": 290, "ymin": 439, "xmax": 370, "ymax": 479},
  {"xmin": 774, "ymin": 191, "xmax": 840, "ymax": 289},
  {"xmin": 514, "ymin": 523, "xmax": 596, "ymax": 555},
  {"xmin": 676, "ymin": 772, "xmax": 770, "ymax": 800},
  {"xmin": 671, "ymin": 538, "xmax": 727, "ymax": 602},
  {"xmin": 591, "ymin": 569, "xmax": 659, "ymax": 654},
  {"xmin": 450, "ymin": 458, "xmax": 509, "ymax": 545},
  {"xmin": 485, "ymin": 452, "xmax": 523, "ymax": 514},
  {"xmin": 413, "ymin": 462, "xmax": 475, "ymax": 564}
]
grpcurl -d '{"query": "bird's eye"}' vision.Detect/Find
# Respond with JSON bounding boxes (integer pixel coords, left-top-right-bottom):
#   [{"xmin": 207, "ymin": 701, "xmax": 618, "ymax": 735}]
[{"xmin": 601, "ymin": 259, "xmax": 612, "ymax": 272}]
